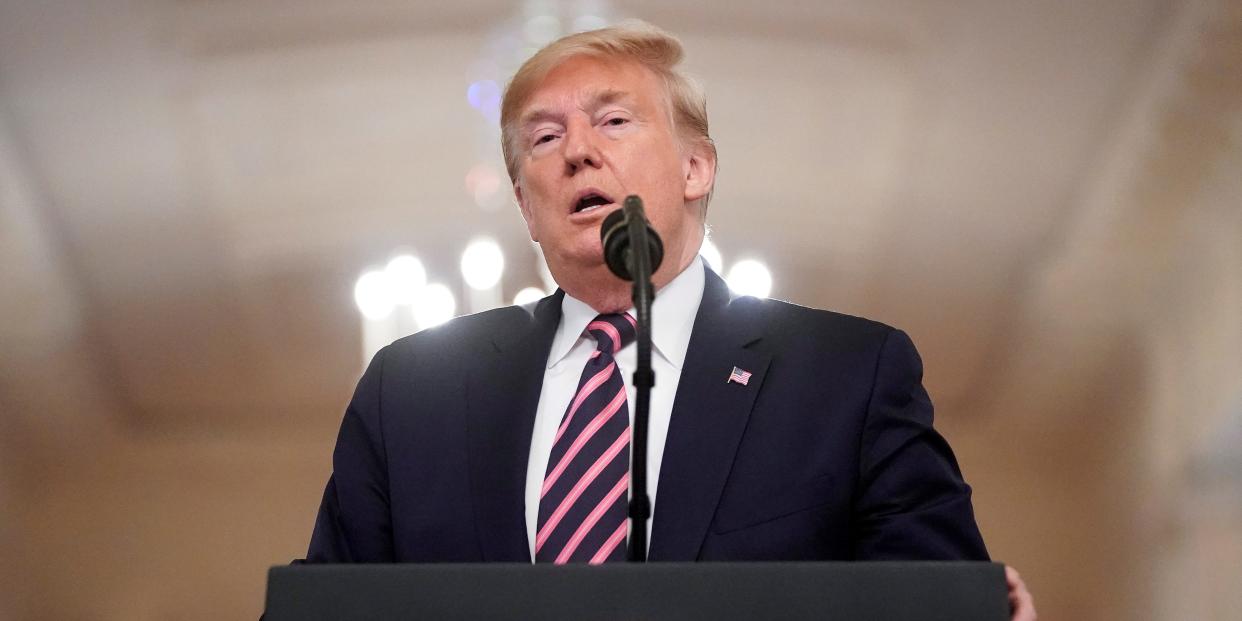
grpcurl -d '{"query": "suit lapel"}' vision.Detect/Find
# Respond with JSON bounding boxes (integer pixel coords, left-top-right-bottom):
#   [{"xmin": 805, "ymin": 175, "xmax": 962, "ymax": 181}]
[
  {"xmin": 466, "ymin": 292, "xmax": 562, "ymax": 562},
  {"xmin": 649, "ymin": 270, "xmax": 771, "ymax": 561}
]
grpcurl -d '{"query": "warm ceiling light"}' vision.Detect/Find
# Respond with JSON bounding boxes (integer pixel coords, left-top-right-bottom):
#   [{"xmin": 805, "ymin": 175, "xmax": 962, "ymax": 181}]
[
  {"xmin": 385, "ymin": 254, "xmax": 427, "ymax": 305},
  {"xmin": 461, "ymin": 237, "xmax": 505, "ymax": 290},
  {"xmin": 513, "ymin": 287, "xmax": 547, "ymax": 306},
  {"xmin": 413, "ymin": 283, "xmax": 457, "ymax": 329},
  {"xmin": 353, "ymin": 269, "xmax": 395, "ymax": 320},
  {"xmin": 726, "ymin": 259, "xmax": 773, "ymax": 298}
]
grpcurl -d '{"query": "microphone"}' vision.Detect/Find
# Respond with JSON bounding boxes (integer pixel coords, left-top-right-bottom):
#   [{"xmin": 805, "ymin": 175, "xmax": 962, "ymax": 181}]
[
  {"xmin": 599, "ymin": 194, "xmax": 661, "ymax": 562},
  {"xmin": 600, "ymin": 196, "xmax": 664, "ymax": 281}
]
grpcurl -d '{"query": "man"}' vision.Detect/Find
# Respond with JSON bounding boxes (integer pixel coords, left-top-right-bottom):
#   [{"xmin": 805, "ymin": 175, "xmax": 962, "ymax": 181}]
[{"xmin": 306, "ymin": 21, "xmax": 1034, "ymax": 619}]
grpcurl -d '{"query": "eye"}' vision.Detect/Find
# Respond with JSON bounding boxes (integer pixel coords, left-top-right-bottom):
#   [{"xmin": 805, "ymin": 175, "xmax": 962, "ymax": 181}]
[
  {"xmin": 533, "ymin": 133, "xmax": 558, "ymax": 146},
  {"xmin": 603, "ymin": 116, "xmax": 628, "ymax": 127}
]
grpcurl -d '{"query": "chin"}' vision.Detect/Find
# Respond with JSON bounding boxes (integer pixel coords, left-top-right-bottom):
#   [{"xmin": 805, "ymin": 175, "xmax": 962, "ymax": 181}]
[
  {"xmin": 561, "ymin": 240, "xmax": 607, "ymax": 269},
  {"xmin": 545, "ymin": 251, "xmax": 603, "ymax": 285}
]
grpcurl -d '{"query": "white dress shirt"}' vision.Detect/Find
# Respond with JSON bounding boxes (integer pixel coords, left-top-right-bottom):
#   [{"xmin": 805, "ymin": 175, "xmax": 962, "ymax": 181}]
[{"xmin": 524, "ymin": 258, "xmax": 706, "ymax": 560}]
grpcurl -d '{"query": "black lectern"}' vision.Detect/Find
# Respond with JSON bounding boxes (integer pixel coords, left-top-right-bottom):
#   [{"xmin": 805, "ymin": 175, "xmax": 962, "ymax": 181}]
[{"xmin": 265, "ymin": 562, "xmax": 1007, "ymax": 620}]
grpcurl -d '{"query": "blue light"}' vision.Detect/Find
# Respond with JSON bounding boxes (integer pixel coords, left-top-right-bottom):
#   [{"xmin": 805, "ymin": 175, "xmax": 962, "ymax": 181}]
[{"xmin": 467, "ymin": 80, "xmax": 501, "ymax": 111}]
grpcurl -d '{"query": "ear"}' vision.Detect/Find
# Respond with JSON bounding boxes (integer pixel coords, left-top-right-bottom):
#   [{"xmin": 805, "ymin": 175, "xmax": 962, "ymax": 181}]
[
  {"xmin": 514, "ymin": 181, "xmax": 539, "ymax": 242},
  {"xmin": 682, "ymin": 142, "xmax": 717, "ymax": 204}
]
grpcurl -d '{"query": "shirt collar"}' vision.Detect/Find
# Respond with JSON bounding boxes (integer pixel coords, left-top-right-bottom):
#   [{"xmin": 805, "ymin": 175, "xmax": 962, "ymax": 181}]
[{"xmin": 548, "ymin": 257, "xmax": 706, "ymax": 370}]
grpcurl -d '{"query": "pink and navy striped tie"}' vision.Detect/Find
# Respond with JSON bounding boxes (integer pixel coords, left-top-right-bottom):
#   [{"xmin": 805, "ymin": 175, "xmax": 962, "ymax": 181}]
[{"xmin": 535, "ymin": 312, "xmax": 636, "ymax": 564}]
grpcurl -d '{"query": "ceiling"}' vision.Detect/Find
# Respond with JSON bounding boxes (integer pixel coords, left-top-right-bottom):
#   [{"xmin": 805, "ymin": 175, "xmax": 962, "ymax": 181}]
[{"xmin": 0, "ymin": 0, "xmax": 1214, "ymax": 438}]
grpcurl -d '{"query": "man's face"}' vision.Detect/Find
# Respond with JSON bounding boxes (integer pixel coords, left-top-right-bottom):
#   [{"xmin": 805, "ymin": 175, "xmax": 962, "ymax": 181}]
[{"xmin": 513, "ymin": 55, "xmax": 713, "ymax": 300}]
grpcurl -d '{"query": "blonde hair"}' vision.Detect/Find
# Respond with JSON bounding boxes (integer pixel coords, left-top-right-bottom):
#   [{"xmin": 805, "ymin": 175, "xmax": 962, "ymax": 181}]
[{"xmin": 499, "ymin": 21, "xmax": 715, "ymax": 190}]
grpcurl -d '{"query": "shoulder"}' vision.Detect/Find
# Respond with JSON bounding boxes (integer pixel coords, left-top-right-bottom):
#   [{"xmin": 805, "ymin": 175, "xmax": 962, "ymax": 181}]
[
  {"xmin": 736, "ymin": 296, "xmax": 901, "ymax": 349},
  {"xmin": 717, "ymin": 295, "xmax": 925, "ymax": 380},
  {"xmin": 371, "ymin": 302, "xmax": 543, "ymax": 371},
  {"xmin": 753, "ymin": 297, "xmax": 890, "ymax": 334}
]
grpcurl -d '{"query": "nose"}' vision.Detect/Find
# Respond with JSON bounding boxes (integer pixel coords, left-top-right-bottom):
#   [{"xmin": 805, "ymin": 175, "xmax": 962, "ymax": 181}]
[{"xmin": 561, "ymin": 117, "xmax": 602, "ymax": 175}]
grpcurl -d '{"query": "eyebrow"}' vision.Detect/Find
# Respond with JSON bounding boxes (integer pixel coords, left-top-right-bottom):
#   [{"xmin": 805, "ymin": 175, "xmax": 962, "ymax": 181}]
[{"xmin": 519, "ymin": 89, "xmax": 633, "ymax": 130}]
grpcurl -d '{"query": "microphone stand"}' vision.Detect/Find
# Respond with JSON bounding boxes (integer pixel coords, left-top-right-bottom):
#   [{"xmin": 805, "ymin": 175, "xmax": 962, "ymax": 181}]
[{"xmin": 624, "ymin": 198, "xmax": 655, "ymax": 563}]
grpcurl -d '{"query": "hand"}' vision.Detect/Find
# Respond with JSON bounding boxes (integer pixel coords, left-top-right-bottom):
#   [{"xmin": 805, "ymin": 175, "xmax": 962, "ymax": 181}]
[{"xmin": 1006, "ymin": 565, "xmax": 1037, "ymax": 621}]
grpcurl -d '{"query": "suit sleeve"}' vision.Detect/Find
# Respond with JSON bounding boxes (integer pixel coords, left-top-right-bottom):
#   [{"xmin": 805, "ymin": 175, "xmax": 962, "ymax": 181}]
[
  {"xmin": 305, "ymin": 345, "xmax": 395, "ymax": 562},
  {"xmin": 852, "ymin": 328, "xmax": 989, "ymax": 560}
]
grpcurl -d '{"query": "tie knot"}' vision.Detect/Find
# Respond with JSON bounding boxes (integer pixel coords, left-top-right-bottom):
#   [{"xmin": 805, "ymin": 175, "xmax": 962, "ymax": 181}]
[{"xmin": 586, "ymin": 313, "xmax": 637, "ymax": 354}]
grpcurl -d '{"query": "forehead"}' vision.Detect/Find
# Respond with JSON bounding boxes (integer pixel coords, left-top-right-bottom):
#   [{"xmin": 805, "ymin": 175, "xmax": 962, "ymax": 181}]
[{"xmin": 520, "ymin": 55, "xmax": 669, "ymax": 118}]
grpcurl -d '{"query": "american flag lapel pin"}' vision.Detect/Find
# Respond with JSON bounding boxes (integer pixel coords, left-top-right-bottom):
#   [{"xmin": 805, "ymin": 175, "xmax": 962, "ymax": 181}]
[{"xmin": 727, "ymin": 366, "xmax": 752, "ymax": 386}]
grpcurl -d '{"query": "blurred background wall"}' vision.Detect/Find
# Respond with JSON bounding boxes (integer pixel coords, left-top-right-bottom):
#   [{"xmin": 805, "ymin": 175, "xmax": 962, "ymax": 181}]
[{"xmin": 1, "ymin": 0, "xmax": 1240, "ymax": 619}]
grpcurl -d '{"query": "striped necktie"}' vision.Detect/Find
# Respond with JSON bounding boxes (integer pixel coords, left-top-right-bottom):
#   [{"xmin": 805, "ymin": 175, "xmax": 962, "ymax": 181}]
[{"xmin": 535, "ymin": 312, "xmax": 636, "ymax": 563}]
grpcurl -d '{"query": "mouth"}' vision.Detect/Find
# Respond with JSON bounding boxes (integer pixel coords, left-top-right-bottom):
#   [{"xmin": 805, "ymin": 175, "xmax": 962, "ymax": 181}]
[{"xmin": 570, "ymin": 189, "xmax": 616, "ymax": 217}]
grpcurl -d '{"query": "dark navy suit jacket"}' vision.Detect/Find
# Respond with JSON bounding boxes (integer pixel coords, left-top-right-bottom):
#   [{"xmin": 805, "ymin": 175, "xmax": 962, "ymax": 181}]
[{"xmin": 306, "ymin": 268, "xmax": 988, "ymax": 563}]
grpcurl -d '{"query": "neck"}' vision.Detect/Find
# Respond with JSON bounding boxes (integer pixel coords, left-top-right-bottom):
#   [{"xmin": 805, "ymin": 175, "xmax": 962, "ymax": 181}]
[{"xmin": 561, "ymin": 251, "xmax": 697, "ymax": 314}]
